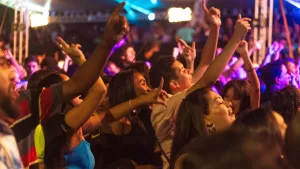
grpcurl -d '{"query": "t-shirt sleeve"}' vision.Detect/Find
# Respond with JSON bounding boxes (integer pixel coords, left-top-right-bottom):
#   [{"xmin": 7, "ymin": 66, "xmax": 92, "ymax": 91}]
[
  {"xmin": 151, "ymin": 91, "xmax": 187, "ymax": 142},
  {"xmin": 39, "ymin": 83, "xmax": 64, "ymax": 121}
]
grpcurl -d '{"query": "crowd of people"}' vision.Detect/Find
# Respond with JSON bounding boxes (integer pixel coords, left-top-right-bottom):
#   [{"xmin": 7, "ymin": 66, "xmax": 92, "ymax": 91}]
[{"xmin": 0, "ymin": 1, "xmax": 300, "ymax": 169}]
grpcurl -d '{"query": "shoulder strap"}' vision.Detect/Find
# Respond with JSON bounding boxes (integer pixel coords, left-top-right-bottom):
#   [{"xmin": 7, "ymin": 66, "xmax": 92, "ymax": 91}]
[{"xmin": 134, "ymin": 116, "xmax": 170, "ymax": 164}]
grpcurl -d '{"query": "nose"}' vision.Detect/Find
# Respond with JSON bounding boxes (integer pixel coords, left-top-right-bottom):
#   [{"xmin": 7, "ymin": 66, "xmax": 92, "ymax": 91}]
[
  {"xmin": 186, "ymin": 69, "xmax": 192, "ymax": 75},
  {"xmin": 146, "ymin": 86, "xmax": 151, "ymax": 93},
  {"xmin": 225, "ymin": 101, "xmax": 232, "ymax": 108}
]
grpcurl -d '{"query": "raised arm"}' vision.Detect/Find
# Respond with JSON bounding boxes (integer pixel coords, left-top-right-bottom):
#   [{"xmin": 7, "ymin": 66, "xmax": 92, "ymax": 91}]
[
  {"xmin": 236, "ymin": 40, "xmax": 260, "ymax": 109},
  {"xmin": 64, "ymin": 77, "xmax": 107, "ymax": 131},
  {"xmin": 222, "ymin": 40, "xmax": 261, "ymax": 79},
  {"xmin": 56, "ymin": 2, "xmax": 129, "ymax": 102},
  {"xmin": 192, "ymin": 0, "xmax": 221, "ymax": 82},
  {"xmin": 261, "ymin": 41, "xmax": 278, "ymax": 67},
  {"xmin": 5, "ymin": 49, "xmax": 27, "ymax": 79},
  {"xmin": 187, "ymin": 15, "xmax": 251, "ymax": 96},
  {"xmin": 82, "ymin": 78, "xmax": 168, "ymax": 134}
]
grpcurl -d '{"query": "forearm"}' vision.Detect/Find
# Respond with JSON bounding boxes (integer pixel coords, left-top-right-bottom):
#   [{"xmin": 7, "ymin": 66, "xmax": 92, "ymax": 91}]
[
  {"xmin": 63, "ymin": 42, "xmax": 113, "ymax": 101},
  {"xmin": 186, "ymin": 61, "xmax": 194, "ymax": 73},
  {"xmin": 108, "ymin": 96, "xmax": 146, "ymax": 120},
  {"xmin": 65, "ymin": 78, "xmax": 107, "ymax": 130},
  {"xmin": 261, "ymin": 53, "xmax": 273, "ymax": 67},
  {"xmin": 82, "ymin": 96, "xmax": 147, "ymax": 134},
  {"xmin": 188, "ymin": 34, "xmax": 240, "ymax": 95},
  {"xmin": 192, "ymin": 26, "xmax": 220, "ymax": 82},
  {"xmin": 9, "ymin": 58, "xmax": 26, "ymax": 78},
  {"xmin": 243, "ymin": 53, "xmax": 260, "ymax": 109}
]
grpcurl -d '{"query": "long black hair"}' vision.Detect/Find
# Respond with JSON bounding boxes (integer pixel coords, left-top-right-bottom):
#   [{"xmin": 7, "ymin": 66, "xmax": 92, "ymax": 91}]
[
  {"xmin": 28, "ymin": 70, "xmax": 73, "ymax": 168},
  {"xmin": 108, "ymin": 69, "xmax": 137, "ymax": 107},
  {"xmin": 170, "ymin": 87, "xmax": 211, "ymax": 168}
]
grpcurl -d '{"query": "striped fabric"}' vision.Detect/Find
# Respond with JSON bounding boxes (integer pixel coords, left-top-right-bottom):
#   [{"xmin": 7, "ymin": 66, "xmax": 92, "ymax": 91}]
[{"xmin": 10, "ymin": 83, "xmax": 64, "ymax": 168}]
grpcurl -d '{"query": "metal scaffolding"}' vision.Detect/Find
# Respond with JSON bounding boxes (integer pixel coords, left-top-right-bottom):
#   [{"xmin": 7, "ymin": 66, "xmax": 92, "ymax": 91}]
[
  {"xmin": 13, "ymin": 0, "xmax": 29, "ymax": 64},
  {"xmin": 253, "ymin": 0, "xmax": 274, "ymax": 64}
]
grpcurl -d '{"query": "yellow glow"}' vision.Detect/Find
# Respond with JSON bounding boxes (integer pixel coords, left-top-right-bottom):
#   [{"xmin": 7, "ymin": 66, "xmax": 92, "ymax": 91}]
[
  {"xmin": 30, "ymin": 13, "xmax": 49, "ymax": 27},
  {"xmin": 168, "ymin": 7, "xmax": 192, "ymax": 23}
]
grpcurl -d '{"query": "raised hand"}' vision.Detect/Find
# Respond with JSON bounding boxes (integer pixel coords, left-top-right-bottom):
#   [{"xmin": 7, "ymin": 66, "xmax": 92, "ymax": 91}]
[
  {"xmin": 178, "ymin": 39, "xmax": 196, "ymax": 63},
  {"xmin": 56, "ymin": 37, "xmax": 85, "ymax": 64},
  {"xmin": 233, "ymin": 14, "xmax": 251, "ymax": 40},
  {"xmin": 236, "ymin": 40, "xmax": 249, "ymax": 56},
  {"xmin": 202, "ymin": 0, "xmax": 221, "ymax": 27},
  {"xmin": 103, "ymin": 2, "xmax": 130, "ymax": 46},
  {"xmin": 4, "ymin": 49, "xmax": 14, "ymax": 60},
  {"xmin": 269, "ymin": 41, "xmax": 279, "ymax": 54},
  {"xmin": 141, "ymin": 78, "xmax": 168, "ymax": 107}
]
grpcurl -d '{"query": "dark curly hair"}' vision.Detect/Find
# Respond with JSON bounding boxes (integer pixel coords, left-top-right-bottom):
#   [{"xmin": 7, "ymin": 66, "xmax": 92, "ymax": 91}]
[{"xmin": 272, "ymin": 85, "xmax": 300, "ymax": 123}]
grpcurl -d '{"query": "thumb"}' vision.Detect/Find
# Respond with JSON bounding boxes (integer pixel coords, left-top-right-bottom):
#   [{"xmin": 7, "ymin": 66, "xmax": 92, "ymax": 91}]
[
  {"xmin": 192, "ymin": 42, "xmax": 196, "ymax": 50},
  {"xmin": 238, "ymin": 14, "xmax": 241, "ymax": 20}
]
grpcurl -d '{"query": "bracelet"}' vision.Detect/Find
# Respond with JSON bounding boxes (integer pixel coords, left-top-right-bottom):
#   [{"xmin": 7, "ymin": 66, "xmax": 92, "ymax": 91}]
[
  {"xmin": 129, "ymin": 100, "xmax": 134, "ymax": 111},
  {"xmin": 246, "ymin": 67, "xmax": 255, "ymax": 73}
]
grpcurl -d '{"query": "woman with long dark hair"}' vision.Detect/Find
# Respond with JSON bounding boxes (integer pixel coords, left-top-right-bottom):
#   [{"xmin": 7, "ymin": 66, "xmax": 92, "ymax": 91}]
[
  {"xmin": 88, "ymin": 69, "xmax": 167, "ymax": 169},
  {"xmin": 222, "ymin": 41, "xmax": 260, "ymax": 115},
  {"xmin": 170, "ymin": 87, "xmax": 233, "ymax": 169}
]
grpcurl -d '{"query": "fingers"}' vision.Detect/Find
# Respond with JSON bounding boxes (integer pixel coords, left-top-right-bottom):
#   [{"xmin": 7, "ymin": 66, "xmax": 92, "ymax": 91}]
[
  {"xmin": 56, "ymin": 37, "xmax": 70, "ymax": 50},
  {"xmin": 120, "ymin": 16, "xmax": 130, "ymax": 33},
  {"xmin": 160, "ymin": 90, "xmax": 169, "ymax": 99},
  {"xmin": 177, "ymin": 39, "xmax": 188, "ymax": 48},
  {"xmin": 192, "ymin": 42, "xmax": 196, "ymax": 50},
  {"xmin": 238, "ymin": 14, "xmax": 241, "ymax": 19},
  {"xmin": 209, "ymin": 7, "xmax": 220, "ymax": 17},
  {"xmin": 76, "ymin": 44, "xmax": 82, "ymax": 48},
  {"xmin": 56, "ymin": 37, "xmax": 68, "ymax": 47},
  {"xmin": 158, "ymin": 77, "xmax": 164, "ymax": 90},
  {"xmin": 240, "ymin": 18, "xmax": 251, "ymax": 22},
  {"xmin": 112, "ymin": 2, "xmax": 125, "ymax": 16}
]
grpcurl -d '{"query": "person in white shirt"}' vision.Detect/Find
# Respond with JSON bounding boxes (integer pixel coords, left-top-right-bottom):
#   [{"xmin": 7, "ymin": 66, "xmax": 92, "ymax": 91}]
[{"xmin": 149, "ymin": 1, "xmax": 252, "ymax": 167}]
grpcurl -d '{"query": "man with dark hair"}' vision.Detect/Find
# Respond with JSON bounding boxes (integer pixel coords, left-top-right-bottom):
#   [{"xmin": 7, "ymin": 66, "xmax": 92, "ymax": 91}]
[
  {"xmin": 0, "ymin": 61, "xmax": 23, "ymax": 168},
  {"xmin": 149, "ymin": 1, "xmax": 252, "ymax": 167},
  {"xmin": 24, "ymin": 56, "xmax": 40, "ymax": 79},
  {"xmin": 261, "ymin": 61, "xmax": 290, "ymax": 103}
]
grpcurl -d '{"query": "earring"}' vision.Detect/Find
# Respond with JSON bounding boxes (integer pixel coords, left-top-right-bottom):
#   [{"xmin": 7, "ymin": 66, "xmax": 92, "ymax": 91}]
[{"xmin": 204, "ymin": 116, "xmax": 216, "ymax": 134}]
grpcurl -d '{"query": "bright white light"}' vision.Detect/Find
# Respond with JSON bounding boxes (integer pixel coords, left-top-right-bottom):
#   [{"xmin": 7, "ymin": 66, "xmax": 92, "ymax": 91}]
[
  {"xmin": 30, "ymin": 13, "xmax": 49, "ymax": 27},
  {"xmin": 168, "ymin": 7, "xmax": 192, "ymax": 22},
  {"xmin": 151, "ymin": 0, "xmax": 158, "ymax": 4},
  {"xmin": 148, "ymin": 13, "xmax": 155, "ymax": 21},
  {"xmin": 285, "ymin": 0, "xmax": 300, "ymax": 8}
]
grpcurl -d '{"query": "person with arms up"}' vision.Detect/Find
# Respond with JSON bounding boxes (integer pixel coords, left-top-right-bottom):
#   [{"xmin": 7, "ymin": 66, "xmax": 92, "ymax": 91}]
[
  {"xmin": 149, "ymin": 5, "xmax": 251, "ymax": 167},
  {"xmin": 10, "ymin": 2, "xmax": 130, "ymax": 168}
]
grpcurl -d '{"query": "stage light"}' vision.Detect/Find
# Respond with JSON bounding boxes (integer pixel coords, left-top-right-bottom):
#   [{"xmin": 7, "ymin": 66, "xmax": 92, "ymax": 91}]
[
  {"xmin": 148, "ymin": 13, "xmax": 155, "ymax": 21},
  {"xmin": 168, "ymin": 7, "xmax": 192, "ymax": 22},
  {"xmin": 285, "ymin": 0, "xmax": 300, "ymax": 8},
  {"xmin": 30, "ymin": 13, "xmax": 48, "ymax": 27},
  {"xmin": 151, "ymin": 0, "xmax": 158, "ymax": 4},
  {"xmin": 114, "ymin": 0, "xmax": 151, "ymax": 15}
]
